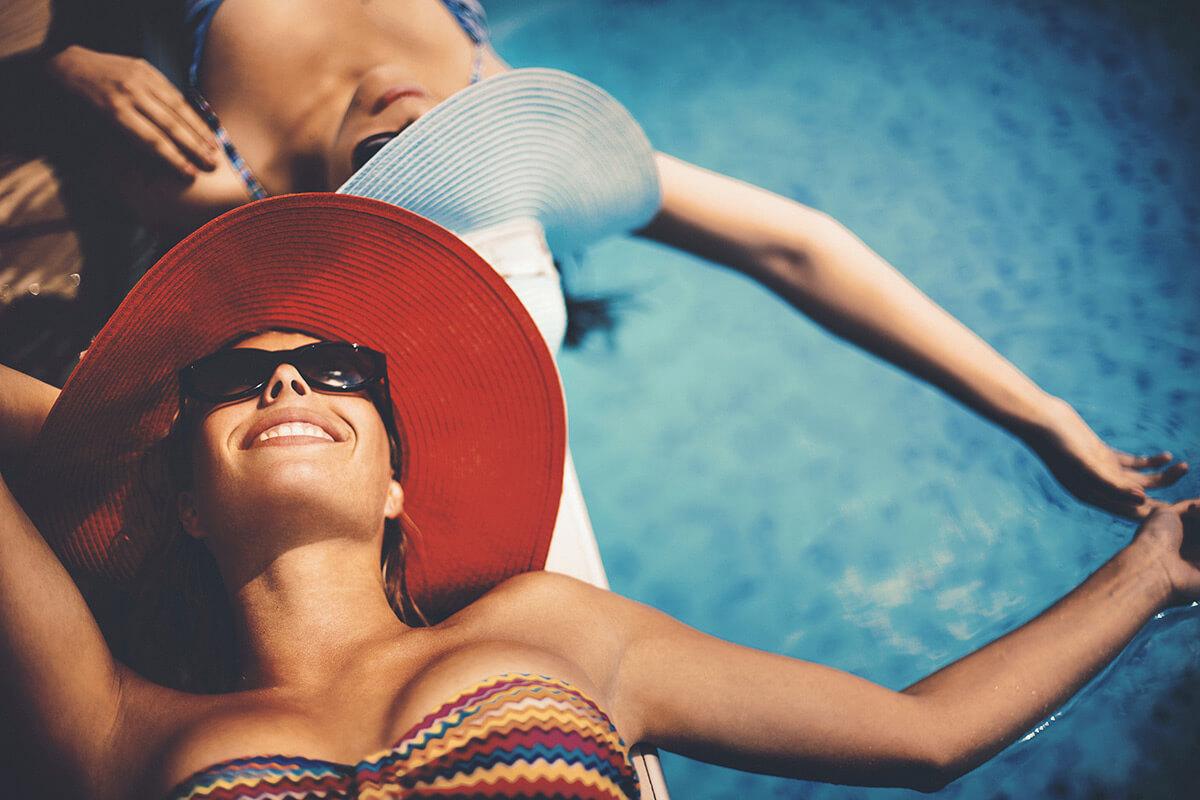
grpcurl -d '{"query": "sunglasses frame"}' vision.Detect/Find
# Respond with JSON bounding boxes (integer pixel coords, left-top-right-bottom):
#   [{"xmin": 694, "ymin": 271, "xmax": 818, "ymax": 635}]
[
  {"xmin": 177, "ymin": 341, "xmax": 389, "ymax": 404},
  {"xmin": 172, "ymin": 341, "xmax": 403, "ymax": 477}
]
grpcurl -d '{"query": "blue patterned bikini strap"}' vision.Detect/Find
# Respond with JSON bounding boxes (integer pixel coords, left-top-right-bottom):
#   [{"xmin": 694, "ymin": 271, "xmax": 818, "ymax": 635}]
[
  {"xmin": 189, "ymin": 90, "xmax": 270, "ymax": 200},
  {"xmin": 442, "ymin": 0, "xmax": 490, "ymax": 83},
  {"xmin": 181, "ymin": 0, "xmax": 270, "ymax": 199}
]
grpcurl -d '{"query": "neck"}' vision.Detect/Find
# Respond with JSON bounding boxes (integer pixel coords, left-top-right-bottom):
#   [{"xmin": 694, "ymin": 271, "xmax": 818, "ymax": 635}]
[{"xmin": 225, "ymin": 538, "xmax": 412, "ymax": 692}]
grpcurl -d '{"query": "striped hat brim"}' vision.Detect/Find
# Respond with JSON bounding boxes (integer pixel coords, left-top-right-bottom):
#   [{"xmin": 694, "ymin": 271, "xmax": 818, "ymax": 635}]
[{"xmin": 338, "ymin": 68, "xmax": 660, "ymax": 254}]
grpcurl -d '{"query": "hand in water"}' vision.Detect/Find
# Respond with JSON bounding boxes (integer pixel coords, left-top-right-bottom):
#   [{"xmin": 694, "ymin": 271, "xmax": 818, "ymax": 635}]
[
  {"xmin": 46, "ymin": 45, "xmax": 221, "ymax": 178},
  {"xmin": 1130, "ymin": 500, "xmax": 1200, "ymax": 605},
  {"xmin": 1027, "ymin": 397, "xmax": 1188, "ymax": 519}
]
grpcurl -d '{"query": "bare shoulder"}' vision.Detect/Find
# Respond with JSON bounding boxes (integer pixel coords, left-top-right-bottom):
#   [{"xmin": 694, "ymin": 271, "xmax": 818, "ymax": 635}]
[
  {"xmin": 456, "ymin": 572, "xmax": 658, "ymax": 682},
  {"xmin": 483, "ymin": 569, "xmax": 603, "ymax": 605},
  {"xmin": 472, "ymin": 570, "xmax": 653, "ymax": 628}
]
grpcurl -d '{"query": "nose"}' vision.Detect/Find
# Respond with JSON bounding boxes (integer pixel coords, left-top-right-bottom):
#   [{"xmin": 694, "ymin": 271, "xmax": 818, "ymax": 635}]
[{"xmin": 261, "ymin": 362, "xmax": 310, "ymax": 403}]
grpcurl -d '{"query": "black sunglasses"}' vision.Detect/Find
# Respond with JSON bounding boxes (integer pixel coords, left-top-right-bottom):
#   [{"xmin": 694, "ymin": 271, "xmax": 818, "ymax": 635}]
[{"xmin": 178, "ymin": 342, "xmax": 388, "ymax": 404}]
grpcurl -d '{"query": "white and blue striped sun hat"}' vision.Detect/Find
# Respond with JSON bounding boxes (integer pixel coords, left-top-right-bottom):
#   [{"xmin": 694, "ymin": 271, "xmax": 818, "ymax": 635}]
[{"xmin": 337, "ymin": 68, "xmax": 661, "ymax": 256}]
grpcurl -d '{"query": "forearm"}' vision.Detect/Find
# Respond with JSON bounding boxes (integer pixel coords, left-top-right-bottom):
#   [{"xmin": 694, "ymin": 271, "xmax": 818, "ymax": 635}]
[
  {"xmin": 640, "ymin": 154, "xmax": 1058, "ymax": 437},
  {"xmin": 611, "ymin": 515, "xmax": 1189, "ymax": 791},
  {"xmin": 903, "ymin": 540, "xmax": 1169, "ymax": 782},
  {"xmin": 0, "ymin": 470, "xmax": 125, "ymax": 780},
  {"xmin": 117, "ymin": 156, "xmax": 249, "ymax": 231},
  {"xmin": 0, "ymin": 0, "xmax": 50, "ymax": 60},
  {"xmin": 0, "ymin": 364, "xmax": 58, "ymax": 472},
  {"xmin": 785, "ymin": 218, "xmax": 1056, "ymax": 433}
]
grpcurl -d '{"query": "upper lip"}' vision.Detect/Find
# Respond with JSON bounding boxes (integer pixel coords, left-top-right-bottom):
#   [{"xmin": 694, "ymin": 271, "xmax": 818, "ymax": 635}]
[
  {"xmin": 242, "ymin": 406, "xmax": 349, "ymax": 449},
  {"xmin": 372, "ymin": 85, "xmax": 427, "ymax": 115}
]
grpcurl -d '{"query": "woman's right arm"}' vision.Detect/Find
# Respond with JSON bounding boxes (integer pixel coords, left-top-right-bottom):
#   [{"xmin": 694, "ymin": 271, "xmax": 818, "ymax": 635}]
[
  {"xmin": 0, "ymin": 472, "xmax": 131, "ymax": 792},
  {"xmin": 0, "ymin": 363, "xmax": 58, "ymax": 471},
  {"xmin": 115, "ymin": 147, "xmax": 252, "ymax": 230},
  {"xmin": 0, "ymin": 365, "xmax": 135, "ymax": 791},
  {"xmin": 44, "ymin": 44, "xmax": 220, "ymax": 179},
  {"xmin": 41, "ymin": 45, "xmax": 250, "ymax": 229}
]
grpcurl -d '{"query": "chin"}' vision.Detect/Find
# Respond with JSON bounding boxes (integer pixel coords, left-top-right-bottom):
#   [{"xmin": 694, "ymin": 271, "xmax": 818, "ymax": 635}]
[
  {"xmin": 222, "ymin": 462, "xmax": 369, "ymax": 531},
  {"xmin": 260, "ymin": 462, "xmax": 353, "ymax": 505}
]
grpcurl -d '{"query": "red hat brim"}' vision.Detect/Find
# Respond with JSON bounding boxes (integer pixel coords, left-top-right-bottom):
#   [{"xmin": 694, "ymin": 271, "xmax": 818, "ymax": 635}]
[{"xmin": 15, "ymin": 194, "xmax": 566, "ymax": 621}]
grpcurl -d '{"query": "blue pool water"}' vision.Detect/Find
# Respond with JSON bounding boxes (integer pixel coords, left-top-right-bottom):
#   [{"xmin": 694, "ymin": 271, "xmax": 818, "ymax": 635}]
[{"xmin": 487, "ymin": 1, "xmax": 1199, "ymax": 797}]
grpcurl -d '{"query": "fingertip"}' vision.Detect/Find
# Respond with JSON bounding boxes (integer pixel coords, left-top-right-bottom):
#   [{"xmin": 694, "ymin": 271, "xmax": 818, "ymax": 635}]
[
  {"xmin": 1175, "ymin": 500, "xmax": 1200, "ymax": 517},
  {"xmin": 1132, "ymin": 502, "xmax": 1158, "ymax": 521}
]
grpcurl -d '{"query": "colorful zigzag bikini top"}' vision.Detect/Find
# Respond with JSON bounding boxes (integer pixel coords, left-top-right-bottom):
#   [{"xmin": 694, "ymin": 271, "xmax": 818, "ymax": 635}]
[{"xmin": 164, "ymin": 672, "xmax": 641, "ymax": 799}]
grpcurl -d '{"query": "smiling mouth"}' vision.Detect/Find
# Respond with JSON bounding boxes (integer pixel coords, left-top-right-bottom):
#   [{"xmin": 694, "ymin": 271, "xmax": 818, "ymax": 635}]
[{"xmin": 254, "ymin": 422, "xmax": 337, "ymax": 447}]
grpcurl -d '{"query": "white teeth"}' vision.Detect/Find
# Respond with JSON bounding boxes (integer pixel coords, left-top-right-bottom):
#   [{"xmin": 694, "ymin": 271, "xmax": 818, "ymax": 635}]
[{"xmin": 258, "ymin": 422, "xmax": 335, "ymax": 442}]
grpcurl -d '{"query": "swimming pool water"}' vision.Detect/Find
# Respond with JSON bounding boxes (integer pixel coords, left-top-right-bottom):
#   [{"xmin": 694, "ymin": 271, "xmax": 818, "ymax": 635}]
[{"xmin": 487, "ymin": 1, "xmax": 1199, "ymax": 797}]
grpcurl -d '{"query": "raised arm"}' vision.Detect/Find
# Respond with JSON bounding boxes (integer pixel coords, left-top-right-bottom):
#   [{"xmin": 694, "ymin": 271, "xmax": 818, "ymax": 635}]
[
  {"xmin": 522, "ymin": 503, "xmax": 1197, "ymax": 791},
  {"xmin": 637, "ymin": 154, "xmax": 1187, "ymax": 518},
  {"xmin": 0, "ymin": 366, "xmax": 134, "ymax": 794},
  {"xmin": 0, "ymin": 470, "xmax": 130, "ymax": 794}
]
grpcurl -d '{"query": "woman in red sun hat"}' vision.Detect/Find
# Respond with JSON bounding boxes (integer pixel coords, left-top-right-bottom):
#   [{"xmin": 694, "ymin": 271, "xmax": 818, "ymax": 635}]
[{"xmin": 1, "ymin": 194, "xmax": 1198, "ymax": 799}]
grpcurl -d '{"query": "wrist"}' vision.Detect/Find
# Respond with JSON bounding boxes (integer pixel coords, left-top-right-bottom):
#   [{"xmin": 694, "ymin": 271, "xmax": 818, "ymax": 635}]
[
  {"xmin": 1115, "ymin": 537, "xmax": 1177, "ymax": 611},
  {"xmin": 41, "ymin": 43, "xmax": 83, "ymax": 78},
  {"xmin": 999, "ymin": 388, "xmax": 1065, "ymax": 445}
]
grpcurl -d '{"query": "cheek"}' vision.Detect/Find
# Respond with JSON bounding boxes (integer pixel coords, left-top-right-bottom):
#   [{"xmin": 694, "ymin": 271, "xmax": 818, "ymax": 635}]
[
  {"xmin": 348, "ymin": 405, "xmax": 396, "ymax": 479},
  {"xmin": 191, "ymin": 411, "xmax": 239, "ymax": 487},
  {"xmin": 363, "ymin": 423, "xmax": 396, "ymax": 480}
]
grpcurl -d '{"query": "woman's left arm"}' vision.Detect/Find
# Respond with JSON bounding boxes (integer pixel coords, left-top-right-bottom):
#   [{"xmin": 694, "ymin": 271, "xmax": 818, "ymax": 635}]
[
  {"xmin": 527, "ymin": 502, "xmax": 1197, "ymax": 791},
  {"xmin": 637, "ymin": 154, "xmax": 1186, "ymax": 518}
]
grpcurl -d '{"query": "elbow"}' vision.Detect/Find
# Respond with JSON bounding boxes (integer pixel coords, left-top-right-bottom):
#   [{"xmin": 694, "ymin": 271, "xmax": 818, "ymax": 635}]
[
  {"xmin": 887, "ymin": 704, "xmax": 969, "ymax": 794},
  {"xmin": 889, "ymin": 757, "xmax": 955, "ymax": 794},
  {"xmin": 905, "ymin": 765, "xmax": 955, "ymax": 795},
  {"xmin": 751, "ymin": 208, "xmax": 846, "ymax": 295},
  {"xmin": 757, "ymin": 239, "xmax": 812, "ymax": 282},
  {"xmin": 901, "ymin": 737, "xmax": 971, "ymax": 794}
]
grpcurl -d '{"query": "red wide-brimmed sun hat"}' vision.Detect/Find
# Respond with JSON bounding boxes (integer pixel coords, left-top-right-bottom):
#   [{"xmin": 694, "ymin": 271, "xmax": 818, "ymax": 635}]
[{"xmin": 15, "ymin": 193, "xmax": 566, "ymax": 621}]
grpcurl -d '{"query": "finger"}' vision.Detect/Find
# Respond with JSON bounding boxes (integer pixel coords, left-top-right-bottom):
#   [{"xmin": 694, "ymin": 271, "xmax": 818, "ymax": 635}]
[
  {"xmin": 1076, "ymin": 484, "xmax": 1153, "ymax": 520},
  {"xmin": 1117, "ymin": 450, "xmax": 1173, "ymax": 469},
  {"xmin": 115, "ymin": 107, "xmax": 197, "ymax": 177},
  {"xmin": 1170, "ymin": 498, "xmax": 1200, "ymax": 517},
  {"xmin": 1108, "ymin": 480, "xmax": 1147, "ymax": 502},
  {"xmin": 145, "ymin": 75, "xmax": 221, "ymax": 164},
  {"xmin": 1136, "ymin": 461, "xmax": 1190, "ymax": 490},
  {"xmin": 1124, "ymin": 500, "xmax": 1156, "ymax": 521},
  {"xmin": 134, "ymin": 93, "xmax": 219, "ymax": 171},
  {"xmin": 1077, "ymin": 471, "xmax": 1146, "ymax": 504}
]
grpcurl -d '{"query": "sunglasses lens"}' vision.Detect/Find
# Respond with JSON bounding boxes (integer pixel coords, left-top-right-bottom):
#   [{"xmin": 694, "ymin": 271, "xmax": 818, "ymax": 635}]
[
  {"xmin": 181, "ymin": 343, "xmax": 386, "ymax": 402},
  {"xmin": 295, "ymin": 344, "xmax": 384, "ymax": 390},
  {"xmin": 185, "ymin": 349, "xmax": 270, "ymax": 400}
]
